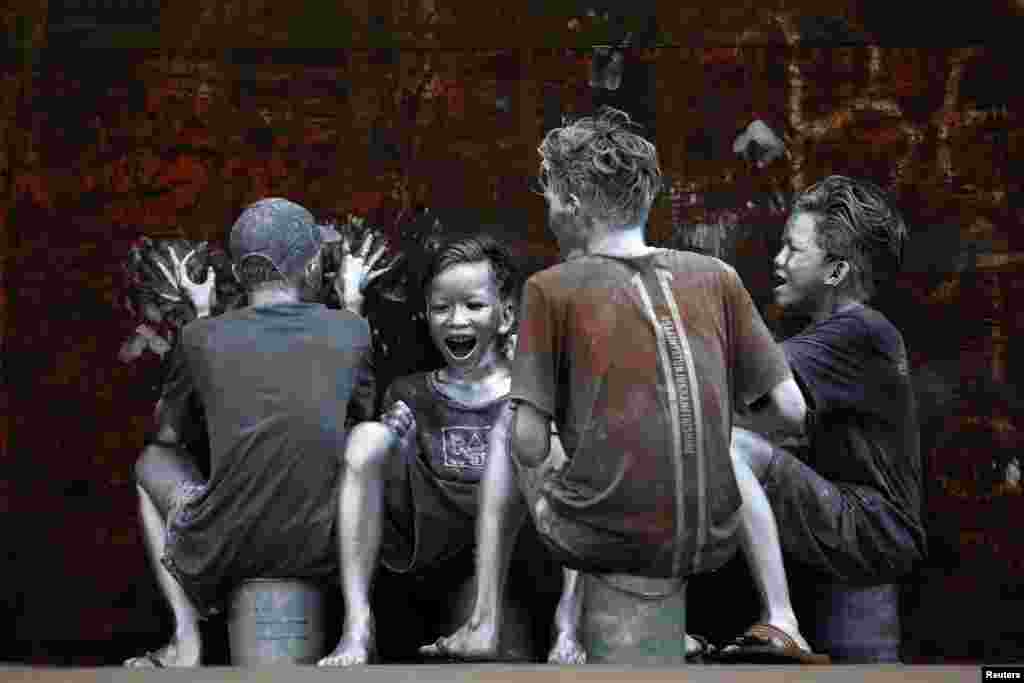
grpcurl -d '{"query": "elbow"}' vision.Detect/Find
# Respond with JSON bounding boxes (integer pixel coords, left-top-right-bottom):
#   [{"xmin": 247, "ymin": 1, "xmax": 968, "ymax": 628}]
[
  {"xmin": 771, "ymin": 377, "xmax": 808, "ymax": 435},
  {"xmin": 786, "ymin": 398, "xmax": 807, "ymax": 435}
]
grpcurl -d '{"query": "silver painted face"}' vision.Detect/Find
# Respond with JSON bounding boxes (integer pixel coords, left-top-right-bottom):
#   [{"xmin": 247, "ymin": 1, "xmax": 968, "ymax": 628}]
[
  {"xmin": 772, "ymin": 212, "xmax": 835, "ymax": 314},
  {"xmin": 426, "ymin": 261, "xmax": 511, "ymax": 371}
]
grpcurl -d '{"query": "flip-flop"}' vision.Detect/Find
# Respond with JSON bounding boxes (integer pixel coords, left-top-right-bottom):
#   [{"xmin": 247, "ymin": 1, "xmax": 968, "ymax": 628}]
[
  {"xmin": 124, "ymin": 651, "xmax": 166, "ymax": 668},
  {"xmin": 714, "ymin": 623, "xmax": 830, "ymax": 665},
  {"xmin": 685, "ymin": 633, "xmax": 717, "ymax": 663}
]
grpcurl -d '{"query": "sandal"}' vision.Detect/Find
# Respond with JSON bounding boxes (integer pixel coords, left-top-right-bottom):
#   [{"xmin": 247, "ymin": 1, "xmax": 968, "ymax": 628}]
[
  {"xmin": 686, "ymin": 633, "xmax": 717, "ymax": 663},
  {"xmin": 124, "ymin": 651, "xmax": 166, "ymax": 668},
  {"xmin": 714, "ymin": 623, "xmax": 830, "ymax": 664}
]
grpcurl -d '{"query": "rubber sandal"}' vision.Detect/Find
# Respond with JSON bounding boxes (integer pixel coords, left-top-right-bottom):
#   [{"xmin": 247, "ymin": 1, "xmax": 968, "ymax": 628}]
[
  {"xmin": 124, "ymin": 651, "xmax": 166, "ymax": 668},
  {"xmin": 714, "ymin": 623, "xmax": 830, "ymax": 664},
  {"xmin": 686, "ymin": 633, "xmax": 717, "ymax": 663}
]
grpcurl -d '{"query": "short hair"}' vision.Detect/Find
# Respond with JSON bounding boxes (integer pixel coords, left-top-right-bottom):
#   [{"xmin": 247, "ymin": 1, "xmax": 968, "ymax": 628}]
[
  {"xmin": 792, "ymin": 175, "xmax": 908, "ymax": 300},
  {"xmin": 235, "ymin": 255, "xmax": 288, "ymax": 291},
  {"xmin": 537, "ymin": 106, "xmax": 663, "ymax": 227},
  {"xmin": 421, "ymin": 234, "xmax": 520, "ymax": 356},
  {"xmin": 421, "ymin": 234, "xmax": 519, "ymax": 304}
]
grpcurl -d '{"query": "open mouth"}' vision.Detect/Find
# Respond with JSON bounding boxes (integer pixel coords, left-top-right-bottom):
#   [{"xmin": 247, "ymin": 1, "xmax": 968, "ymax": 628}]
[{"xmin": 444, "ymin": 336, "xmax": 478, "ymax": 360}]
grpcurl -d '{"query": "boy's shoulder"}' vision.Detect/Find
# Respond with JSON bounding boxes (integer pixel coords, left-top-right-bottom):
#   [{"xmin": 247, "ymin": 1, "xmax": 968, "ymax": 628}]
[
  {"xmin": 650, "ymin": 249, "xmax": 736, "ymax": 277},
  {"xmin": 796, "ymin": 305, "xmax": 905, "ymax": 357},
  {"xmin": 183, "ymin": 303, "xmax": 367, "ymax": 344},
  {"xmin": 528, "ymin": 249, "xmax": 732, "ymax": 283},
  {"xmin": 845, "ymin": 304, "xmax": 906, "ymax": 352},
  {"xmin": 180, "ymin": 309, "xmax": 235, "ymax": 346}
]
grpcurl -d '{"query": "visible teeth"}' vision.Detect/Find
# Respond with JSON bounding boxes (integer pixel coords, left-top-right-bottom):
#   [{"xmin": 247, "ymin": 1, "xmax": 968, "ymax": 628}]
[{"xmin": 445, "ymin": 336, "xmax": 477, "ymax": 359}]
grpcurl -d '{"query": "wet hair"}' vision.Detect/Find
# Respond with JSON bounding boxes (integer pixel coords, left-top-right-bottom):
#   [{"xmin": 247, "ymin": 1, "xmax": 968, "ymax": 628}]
[
  {"xmin": 420, "ymin": 234, "xmax": 520, "ymax": 353},
  {"xmin": 235, "ymin": 255, "xmax": 287, "ymax": 290},
  {"xmin": 421, "ymin": 234, "xmax": 519, "ymax": 303},
  {"xmin": 236, "ymin": 250, "xmax": 324, "ymax": 299},
  {"xmin": 792, "ymin": 175, "xmax": 908, "ymax": 300},
  {"xmin": 537, "ymin": 106, "xmax": 663, "ymax": 227}
]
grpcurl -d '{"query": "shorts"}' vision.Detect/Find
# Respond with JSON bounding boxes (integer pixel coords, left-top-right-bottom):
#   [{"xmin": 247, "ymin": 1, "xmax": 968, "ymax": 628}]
[
  {"xmin": 161, "ymin": 480, "xmax": 224, "ymax": 618},
  {"xmin": 514, "ymin": 453, "xmax": 739, "ymax": 580},
  {"xmin": 762, "ymin": 445, "xmax": 923, "ymax": 583},
  {"xmin": 379, "ymin": 440, "xmax": 479, "ymax": 574}
]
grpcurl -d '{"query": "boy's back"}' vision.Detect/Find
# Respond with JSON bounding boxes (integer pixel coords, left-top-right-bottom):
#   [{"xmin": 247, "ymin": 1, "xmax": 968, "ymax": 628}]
[
  {"xmin": 158, "ymin": 301, "xmax": 373, "ymax": 611},
  {"xmin": 512, "ymin": 249, "xmax": 791, "ymax": 579}
]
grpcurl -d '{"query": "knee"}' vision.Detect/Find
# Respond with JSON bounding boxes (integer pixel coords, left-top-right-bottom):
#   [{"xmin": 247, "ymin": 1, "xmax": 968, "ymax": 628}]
[
  {"xmin": 343, "ymin": 421, "xmax": 396, "ymax": 474},
  {"xmin": 134, "ymin": 446, "xmax": 163, "ymax": 488},
  {"xmin": 730, "ymin": 427, "xmax": 775, "ymax": 480},
  {"xmin": 133, "ymin": 446, "xmax": 186, "ymax": 516}
]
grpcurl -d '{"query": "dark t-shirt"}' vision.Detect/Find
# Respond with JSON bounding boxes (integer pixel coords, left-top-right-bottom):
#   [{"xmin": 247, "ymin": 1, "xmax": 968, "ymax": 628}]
[
  {"xmin": 511, "ymin": 250, "xmax": 791, "ymax": 578},
  {"xmin": 158, "ymin": 302, "xmax": 375, "ymax": 614},
  {"xmin": 782, "ymin": 304, "xmax": 927, "ymax": 559},
  {"xmin": 378, "ymin": 372, "xmax": 507, "ymax": 572}
]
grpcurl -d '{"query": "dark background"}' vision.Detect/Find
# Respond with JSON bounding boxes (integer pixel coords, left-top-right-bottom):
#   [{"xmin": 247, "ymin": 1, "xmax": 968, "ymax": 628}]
[{"xmin": 2, "ymin": 0, "xmax": 1023, "ymax": 666}]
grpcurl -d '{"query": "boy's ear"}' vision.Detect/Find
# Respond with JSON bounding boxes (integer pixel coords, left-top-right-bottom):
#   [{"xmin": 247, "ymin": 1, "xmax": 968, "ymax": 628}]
[
  {"xmin": 568, "ymin": 193, "xmax": 582, "ymax": 215},
  {"xmin": 827, "ymin": 259, "xmax": 851, "ymax": 287},
  {"xmin": 499, "ymin": 299, "xmax": 515, "ymax": 336}
]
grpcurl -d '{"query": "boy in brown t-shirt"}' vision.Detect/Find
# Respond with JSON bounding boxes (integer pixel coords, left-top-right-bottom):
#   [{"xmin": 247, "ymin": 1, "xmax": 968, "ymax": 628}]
[{"xmin": 431, "ymin": 107, "xmax": 827, "ymax": 663}]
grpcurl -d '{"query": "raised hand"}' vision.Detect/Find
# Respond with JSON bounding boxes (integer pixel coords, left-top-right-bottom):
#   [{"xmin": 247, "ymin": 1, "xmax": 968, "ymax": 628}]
[
  {"xmin": 332, "ymin": 225, "xmax": 401, "ymax": 316},
  {"xmin": 157, "ymin": 247, "xmax": 216, "ymax": 319}
]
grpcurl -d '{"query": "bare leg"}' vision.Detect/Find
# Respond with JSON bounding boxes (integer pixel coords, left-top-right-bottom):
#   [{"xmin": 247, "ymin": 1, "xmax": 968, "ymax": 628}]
[
  {"xmin": 319, "ymin": 422, "xmax": 396, "ymax": 666},
  {"xmin": 420, "ymin": 410, "xmax": 527, "ymax": 660},
  {"xmin": 548, "ymin": 568, "xmax": 586, "ymax": 663},
  {"xmin": 731, "ymin": 427, "xmax": 810, "ymax": 651},
  {"xmin": 125, "ymin": 447, "xmax": 203, "ymax": 667}
]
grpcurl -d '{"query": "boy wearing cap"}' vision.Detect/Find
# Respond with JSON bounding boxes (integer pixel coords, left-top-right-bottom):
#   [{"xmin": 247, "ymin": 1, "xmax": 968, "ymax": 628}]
[{"xmin": 125, "ymin": 198, "xmax": 389, "ymax": 667}]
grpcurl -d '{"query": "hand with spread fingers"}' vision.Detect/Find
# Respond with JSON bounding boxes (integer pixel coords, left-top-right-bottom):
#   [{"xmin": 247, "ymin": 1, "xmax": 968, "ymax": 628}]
[
  {"xmin": 332, "ymin": 227, "xmax": 400, "ymax": 317},
  {"xmin": 161, "ymin": 247, "xmax": 216, "ymax": 319}
]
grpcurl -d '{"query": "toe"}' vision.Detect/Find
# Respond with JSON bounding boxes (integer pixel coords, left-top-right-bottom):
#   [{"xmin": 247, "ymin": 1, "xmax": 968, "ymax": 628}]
[{"xmin": 419, "ymin": 642, "xmax": 443, "ymax": 657}]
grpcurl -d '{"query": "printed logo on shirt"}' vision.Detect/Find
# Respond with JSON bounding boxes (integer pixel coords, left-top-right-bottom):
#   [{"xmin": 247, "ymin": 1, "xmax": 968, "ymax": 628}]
[{"xmin": 441, "ymin": 426, "xmax": 491, "ymax": 470}]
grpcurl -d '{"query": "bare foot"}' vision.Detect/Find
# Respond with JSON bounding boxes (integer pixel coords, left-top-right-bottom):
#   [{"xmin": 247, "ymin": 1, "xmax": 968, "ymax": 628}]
[
  {"xmin": 124, "ymin": 637, "xmax": 201, "ymax": 667},
  {"xmin": 547, "ymin": 631, "xmax": 586, "ymax": 664},
  {"xmin": 419, "ymin": 617, "xmax": 500, "ymax": 661},
  {"xmin": 765, "ymin": 614, "xmax": 811, "ymax": 651},
  {"xmin": 767, "ymin": 617, "xmax": 811, "ymax": 652},
  {"xmin": 319, "ymin": 619, "xmax": 375, "ymax": 666}
]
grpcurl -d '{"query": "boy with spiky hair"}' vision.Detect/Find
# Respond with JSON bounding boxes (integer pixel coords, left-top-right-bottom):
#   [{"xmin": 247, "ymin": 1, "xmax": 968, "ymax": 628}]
[
  {"xmin": 435, "ymin": 107, "xmax": 827, "ymax": 664},
  {"xmin": 320, "ymin": 234, "xmax": 536, "ymax": 666}
]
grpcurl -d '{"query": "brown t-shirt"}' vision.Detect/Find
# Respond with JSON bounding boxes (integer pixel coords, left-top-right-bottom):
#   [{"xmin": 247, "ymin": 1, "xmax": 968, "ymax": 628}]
[{"xmin": 511, "ymin": 250, "xmax": 791, "ymax": 578}]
